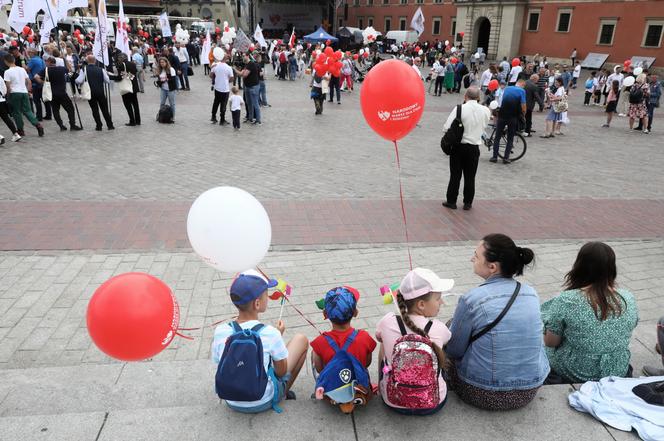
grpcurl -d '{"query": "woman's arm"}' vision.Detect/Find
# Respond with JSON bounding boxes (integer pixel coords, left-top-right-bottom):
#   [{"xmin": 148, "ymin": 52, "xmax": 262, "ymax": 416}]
[
  {"xmin": 544, "ymin": 330, "xmax": 562, "ymax": 348},
  {"xmin": 444, "ymin": 296, "xmax": 474, "ymax": 359}
]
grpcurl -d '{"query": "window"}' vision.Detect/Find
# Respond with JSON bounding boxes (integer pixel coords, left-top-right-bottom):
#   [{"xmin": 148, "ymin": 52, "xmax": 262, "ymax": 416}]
[
  {"xmin": 643, "ymin": 21, "xmax": 664, "ymax": 48},
  {"xmin": 451, "ymin": 17, "xmax": 456, "ymax": 36},
  {"xmin": 432, "ymin": 17, "xmax": 441, "ymax": 35},
  {"xmin": 557, "ymin": 9, "xmax": 572, "ymax": 33},
  {"xmin": 527, "ymin": 11, "xmax": 540, "ymax": 32},
  {"xmin": 339, "ymin": 18, "xmax": 343, "ymax": 28},
  {"xmin": 358, "ymin": 17, "xmax": 364, "ymax": 28},
  {"xmin": 382, "ymin": 0, "xmax": 389, "ymax": 4},
  {"xmin": 368, "ymin": 16, "xmax": 374, "ymax": 27},
  {"xmin": 597, "ymin": 19, "xmax": 617, "ymax": 45},
  {"xmin": 434, "ymin": 0, "xmax": 442, "ymax": 3},
  {"xmin": 399, "ymin": 17, "xmax": 407, "ymax": 31},
  {"xmin": 400, "ymin": 0, "xmax": 407, "ymax": 4},
  {"xmin": 367, "ymin": 0, "xmax": 373, "ymax": 5},
  {"xmin": 385, "ymin": 17, "xmax": 391, "ymax": 32},
  {"xmin": 353, "ymin": 0, "xmax": 359, "ymax": 5},
  {"xmin": 416, "ymin": 0, "xmax": 423, "ymax": 3}
]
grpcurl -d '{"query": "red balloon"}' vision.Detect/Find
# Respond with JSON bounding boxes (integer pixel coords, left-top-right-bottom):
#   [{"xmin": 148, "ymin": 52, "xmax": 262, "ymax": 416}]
[
  {"xmin": 362, "ymin": 52, "xmax": 369, "ymax": 58},
  {"xmin": 459, "ymin": 32, "xmax": 465, "ymax": 37},
  {"xmin": 224, "ymin": 26, "xmax": 230, "ymax": 33},
  {"xmin": 335, "ymin": 60, "xmax": 343, "ymax": 69},
  {"xmin": 335, "ymin": 50, "xmax": 343, "ymax": 60},
  {"xmin": 215, "ymin": 27, "xmax": 221, "ymax": 34},
  {"xmin": 87, "ymin": 273, "xmax": 179, "ymax": 362},
  {"xmin": 314, "ymin": 65, "xmax": 327, "ymax": 77},
  {"xmin": 326, "ymin": 39, "xmax": 331, "ymax": 46},
  {"xmin": 154, "ymin": 37, "xmax": 159, "ymax": 42},
  {"xmin": 451, "ymin": 57, "xmax": 458, "ymax": 64},
  {"xmin": 324, "ymin": 46, "xmax": 334, "ymax": 57},
  {"xmin": 487, "ymin": 79, "xmax": 499, "ymax": 91},
  {"xmin": 624, "ymin": 59, "xmax": 632, "ymax": 66},
  {"xmin": 10, "ymin": 40, "xmax": 17, "ymax": 47},
  {"xmin": 360, "ymin": 59, "xmax": 425, "ymax": 142},
  {"xmin": 22, "ymin": 26, "xmax": 31, "ymax": 36},
  {"xmin": 353, "ymin": 54, "xmax": 359, "ymax": 60},
  {"xmin": 415, "ymin": 46, "xmax": 420, "ymax": 53},
  {"xmin": 27, "ymin": 35, "xmax": 33, "ymax": 43},
  {"xmin": 511, "ymin": 57, "xmax": 520, "ymax": 67},
  {"xmin": 317, "ymin": 53, "xmax": 328, "ymax": 64}
]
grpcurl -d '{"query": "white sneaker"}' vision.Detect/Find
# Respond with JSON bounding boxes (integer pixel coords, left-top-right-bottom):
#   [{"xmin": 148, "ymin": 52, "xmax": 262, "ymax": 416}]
[
  {"xmin": 11, "ymin": 133, "xmax": 21, "ymax": 142},
  {"xmin": 618, "ymin": 113, "xmax": 626, "ymax": 117},
  {"xmin": 0, "ymin": 135, "xmax": 4, "ymax": 145}
]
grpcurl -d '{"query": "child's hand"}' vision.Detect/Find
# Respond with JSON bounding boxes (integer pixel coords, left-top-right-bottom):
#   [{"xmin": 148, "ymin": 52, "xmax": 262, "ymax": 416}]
[{"xmin": 276, "ymin": 320, "xmax": 286, "ymax": 335}]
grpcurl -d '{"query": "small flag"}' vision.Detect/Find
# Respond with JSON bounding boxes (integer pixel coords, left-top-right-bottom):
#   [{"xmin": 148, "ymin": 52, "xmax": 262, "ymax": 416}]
[
  {"xmin": 115, "ymin": 0, "xmax": 131, "ymax": 57},
  {"xmin": 254, "ymin": 24, "xmax": 267, "ymax": 49},
  {"xmin": 410, "ymin": 6, "xmax": 425, "ymax": 36},
  {"xmin": 159, "ymin": 11, "xmax": 172, "ymax": 38},
  {"xmin": 288, "ymin": 27, "xmax": 296, "ymax": 49}
]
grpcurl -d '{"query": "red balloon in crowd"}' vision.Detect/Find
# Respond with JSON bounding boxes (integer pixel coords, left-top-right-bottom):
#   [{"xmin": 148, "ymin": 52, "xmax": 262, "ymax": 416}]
[
  {"xmin": 215, "ymin": 27, "xmax": 221, "ymax": 34},
  {"xmin": 353, "ymin": 54, "xmax": 359, "ymax": 60},
  {"xmin": 154, "ymin": 37, "xmax": 159, "ymax": 42},
  {"xmin": 415, "ymin": 46, "xmax": 420, "ymax": 53},
  {"xmin": 487, "ymin": 79, "xmax": 499, "ymax": 91},
  {"xmin": 511, "ymin": 57, "xmax": 520, "ymax": 67},
  {"xmin": 22, "ymin": 25, "xmax": 31, "ymax": 36},
  {"xmin": 326, "ymin": 39, "xmax": 331, "ymax": 46},
  {"xmin": 451, "ymin": 57, "xmax": 458, "ymax": 64},
  {"xmin": 459, "ymin": 31, "xmax": 465, "ymax": 37},
  {"xmin": 317, "ymin": 53, "xmax": 327, "ymax": 64},
  {"xmin": 362, "ymin": 52, "xmax": 369, "ymax": 58},
  {"xmin": 27, "ymin": 35, "xmax": 33, "ymax": 43},
  {"xmin": 624, "ymin": 59, "xmax": 632, "ymax": 67},
  {"xmin": 314, "ymin": 64, "xmax": 327, "ymax": 77},
  {"xmin": 324, "ymin": 46, "xmax": 334, "ymax": 57},
  {"xmin": 10, "ymin": 40, "xmax": 17, "ymax": 47},
  {"xmin": 87, "ymin": 273, "xmax": 180, "ymax": 362},
  {"xmin": 360, "ymin": 59, "xmax": 425, "ymax": 142}
]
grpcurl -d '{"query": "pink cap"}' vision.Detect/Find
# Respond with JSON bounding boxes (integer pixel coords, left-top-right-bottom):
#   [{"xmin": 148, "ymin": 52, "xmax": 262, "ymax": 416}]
[{"xmin": 399, "ymin": 268, "xmax": 454, "ymax": 301}]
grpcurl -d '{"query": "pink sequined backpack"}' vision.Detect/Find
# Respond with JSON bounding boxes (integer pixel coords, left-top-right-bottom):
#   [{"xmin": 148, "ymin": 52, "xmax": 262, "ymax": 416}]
[{"xmin": 385, "ymin": 315, "xmax": 440, "ymax": 409}]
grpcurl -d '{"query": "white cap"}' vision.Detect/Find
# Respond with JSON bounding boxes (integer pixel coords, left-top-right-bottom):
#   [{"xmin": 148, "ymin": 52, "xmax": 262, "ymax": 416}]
[{"xmin": 399, "ymin": 268, "xmax": 454, "ymax": 301}]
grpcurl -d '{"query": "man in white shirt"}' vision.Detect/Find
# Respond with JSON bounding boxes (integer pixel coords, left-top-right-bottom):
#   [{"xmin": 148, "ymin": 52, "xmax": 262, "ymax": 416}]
[
  {"xmin": 411, "ymin": 57, "xmax": 423, "ymax": 79},
  {"xmin": 441, "ymin": 86, "xmax": 491, "ymax": 210},
  {"xmin": 3, "ymin": 54, "xmax": 44, "ymax": 137},
  {"xmin": 508, "ymin": 62, "xmax": 522, "ymax": 86},
  {"xmin": 572, "ymin": 61, "xmax": 581, "ymax": 89},
  {"xmin": 433, "ymin": 60, "xmax": 445, "ymax": 96},
  {"xmin": 480, "ymin": 65, "xmax": 493, "ymax": 93},
  {"xmin": 209, "ymin": 55, "xmax": 235, "ymax": 124},
  {"xmin": 175, "ymin": 42, "xmax": 191, "ymax": 90}
]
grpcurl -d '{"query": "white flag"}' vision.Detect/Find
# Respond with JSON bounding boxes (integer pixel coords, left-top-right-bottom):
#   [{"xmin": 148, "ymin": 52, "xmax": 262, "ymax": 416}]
[
  {"xmin": 115, "ymin": 0, "xmax": 130, "ymax": 57},
  {"xmin": 254, "ymin": 24, "xmax": 267, "ymax": 49},
  {"xmin": 39, "ymin": 0, "xmax": 60, "ymax": 45},
  {"xmin": 8, "ymin": 0, "xmax": 42, "ymax": 32},
  {"xmin": 93, "ymin": 0, "xmax": 110, "ymax": 66},
  {"xmin": 410, "ymin": 6, "xmax": 425, "ymax": 36},
  {"xmin": 267, "ymin": 40, "xmax": 276, "ymax": 61},
  {"xmin": 201, "ymin": 30, "xmax": 211, "ymax": 65},
  {"xmin": 159, "ymin": 12, "xmax": 171, "ymax": 38},
  {"xmin": 1, "ymin": 0, "xmax": 13, "ymax": 6},
  {"xmin": 57, "ymin": 0, "xmax": 88, "ymax": 17}
]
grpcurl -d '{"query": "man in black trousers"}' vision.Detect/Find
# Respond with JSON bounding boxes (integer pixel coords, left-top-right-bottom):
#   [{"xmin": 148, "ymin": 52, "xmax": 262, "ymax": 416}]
[
  {"xmin": 524, "ymin": 74, "xmax": 543, "ymax": 137},
  {"xmin": 34, "ymin": 57, "xmax": 81, "ymax": 131},
  {"xmin": 75, "ymin": 55, "xmax": 115, "ymax": 131}
]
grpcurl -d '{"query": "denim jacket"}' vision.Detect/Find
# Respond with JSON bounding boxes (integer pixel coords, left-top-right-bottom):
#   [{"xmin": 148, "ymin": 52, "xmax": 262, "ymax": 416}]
[{"xmin": 446, "ymin": 276, "xmax": 550, "ymax": 391}]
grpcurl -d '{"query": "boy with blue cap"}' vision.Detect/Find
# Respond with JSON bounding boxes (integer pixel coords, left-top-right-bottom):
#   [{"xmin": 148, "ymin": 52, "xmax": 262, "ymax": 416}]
[{"xmin": 211, "ymin": 269, "xmax": 308, "ymax": 413}]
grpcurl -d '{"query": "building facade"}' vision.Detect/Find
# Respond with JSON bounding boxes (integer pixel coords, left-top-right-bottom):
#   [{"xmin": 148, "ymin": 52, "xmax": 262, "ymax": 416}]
[{"xmin": 338, "ymin": 0, "xmax": 664, "ymax": 68}]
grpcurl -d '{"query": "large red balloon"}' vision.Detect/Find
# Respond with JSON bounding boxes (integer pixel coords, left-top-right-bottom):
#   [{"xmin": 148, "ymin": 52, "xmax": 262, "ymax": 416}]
[
  {"xmin": 360, "ymin": 59, "xmax": 425, "ymax": 142},
  {"xmin": 487, "ymin": 79, "xmax": 499, "ymax": 91},
  {"xmin": 511, "ymin": 57, "xmax": 520, "ymax": 67},
  {"xmin": 87, "ymin": 273, "xmax": 179, "ymax": 361}
]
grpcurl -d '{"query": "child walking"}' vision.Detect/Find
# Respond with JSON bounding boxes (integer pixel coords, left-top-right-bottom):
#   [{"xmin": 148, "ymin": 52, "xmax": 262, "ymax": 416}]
[
  {"xmin": 211, "ymin": 270, "xmax": 308, "ymax": 413},
  {"xmin": 602, "ymin": 80, "xmax": 620, "ymax": 128},
  {"xmin": 229, "ymin": 86, "xmax": 244, "ymax": 130},
  {"xmin": 376, "ymin": 268, "xmax": 454, "ymax": 415}
]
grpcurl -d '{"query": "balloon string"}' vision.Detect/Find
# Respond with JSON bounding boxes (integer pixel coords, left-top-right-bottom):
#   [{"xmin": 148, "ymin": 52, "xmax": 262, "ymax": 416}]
[
  {"xmin": 177, "ymin": 317, "xmax": 232, "ymax": 331},
  {"xmin": 393, "ymin": 140, "xmax": 413, "ymax": 270},
  {"xmin": 175, "ymin": 331, "xmax": 195, "ymax": 340},
  {"xmin": 284, "ymin": 296, "xmax": 323, "ymax": 335}
]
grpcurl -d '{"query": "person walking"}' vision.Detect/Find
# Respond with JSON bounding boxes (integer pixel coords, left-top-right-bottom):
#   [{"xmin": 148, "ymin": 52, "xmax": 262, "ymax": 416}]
[
  {"xmin": 491, "ymin": 76, "xmax": 526, "ymax": 164},
  {"xmin": 628, "ymin": 74, "xmax": 650, "ymax": 134},
  {"xmin": 524, "ymin": 74, "xmax": 543, "ymax": 137},
  {"xmin": 441, "ymin": 86, "xmax": 491, "ymax": 211},
  {"xmin": 3, "ymin": 54, "xmax": 44, "ymax": 137},
  {"xmin": 131, "ymin": 47, "xmax": 145, "ymax": 93},
  {"xmin": 602, "ymin": 80, "xmax": 620, "ymax": 128},
  {"xmin": 26, "ymin": 48, "xmax": 51, "ymax": 121},
  {"xmin": 34, "ymin": 57, "xmax": 81, "ymax": 131},
  {"xmin": 210, "ymin": 53, "xmax": 234, "ymax": 125},
  {"xmin": 0, "ymin": 72, "xmax": 22, "ymax": 142},
  {"xmin": 114, "ymin": 54, "xmax": 141, "ymax": 126},
  {"xmin": 76, "ymin": 55, "xmax": 114, "ymax": 131},
  {"xmin": 174, "ymin": 42, "xmax": 190, "ymax": 90},
  {"xmin": 236, "ymin": 53, "xmax": 261, "ymax": 125}
]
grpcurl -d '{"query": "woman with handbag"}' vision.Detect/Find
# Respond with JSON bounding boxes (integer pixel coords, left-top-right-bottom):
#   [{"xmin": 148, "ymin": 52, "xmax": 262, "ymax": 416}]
[
  {"xmin": 445, "ymin": 234, "xmax": 549, "ymax": 410},
  {"xmin": 114, "ymin": 54, "xmax": 141, "ymax": 126},
  {"xmin": 155, "ymin": 57, "xmax": 178, "ymax": 120},
  {"xmin": 540, "ymin": 77, "xmax": 566, "ymax": 138}
]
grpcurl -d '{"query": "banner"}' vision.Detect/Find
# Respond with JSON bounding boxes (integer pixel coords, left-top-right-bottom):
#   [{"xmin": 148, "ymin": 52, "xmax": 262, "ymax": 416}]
[
  {"xmin": 39, "ymin": 0, "xmax": 60, "ymax": 45},
  {"xmin": 57, "ymin": 0, "xmax": 88, "ymax": 16},
  {"xmin": 115, "ymin": 0, "xmax": 131, "ymax": 57},
  {"xmin": 258, "ymin": 3, "xmax": 321, "ymax": 30},
  {"xmin": 234, "ymin": 28, "xmax": 251, "ymax": 53},
  {"xmin": 201, "ymin": 30, "xmax": 211, "ymax": 65},
  {"xmin": 93, "ymin": 0, "xmax": 110, "ymax": 66},
  {"xmin": 254, "ymin": 24, "xmax": 267, "ymax": 49},
  {"xmin": 410, "ymin": 6, "xmax": 425, "ymax": 36},
  {"xmin": 8, "ymin": 0, "xmax": 42, "ymax": 32},
  {"xmin": 159, "ymin": 12, "xmax": 172, "ymax": 38}
]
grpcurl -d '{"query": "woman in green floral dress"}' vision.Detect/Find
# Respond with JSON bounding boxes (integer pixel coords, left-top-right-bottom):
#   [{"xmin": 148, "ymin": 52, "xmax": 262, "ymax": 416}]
[{"xmin": 541, "ymin": 242, "xmax": 638, "ymax": 383}]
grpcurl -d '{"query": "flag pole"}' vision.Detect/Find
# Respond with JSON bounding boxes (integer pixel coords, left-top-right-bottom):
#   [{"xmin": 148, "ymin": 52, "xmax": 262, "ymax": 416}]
[{"xmin": 93, "ymin": 0, "xmax": 112, "ymax": 119}]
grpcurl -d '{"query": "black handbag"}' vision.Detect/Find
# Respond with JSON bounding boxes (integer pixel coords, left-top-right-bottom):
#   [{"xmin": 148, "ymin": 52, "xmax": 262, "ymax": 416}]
[
  {"xmin": 187, "ymin": 66, "xmax": 194, "ymax": 76},
  {"xmin": 469, "ymin": 282, "xmax": 521, "ymax": 344},
  {"xmin": 440, "ymin": 104, "xmax": 464, "ymax": 155}
]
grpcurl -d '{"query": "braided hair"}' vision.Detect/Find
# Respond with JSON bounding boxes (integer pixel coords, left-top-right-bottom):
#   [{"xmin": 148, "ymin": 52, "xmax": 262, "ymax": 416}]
[{"xmin": 396, "ymin": 291, "xmax": 448, "ymax": 369}]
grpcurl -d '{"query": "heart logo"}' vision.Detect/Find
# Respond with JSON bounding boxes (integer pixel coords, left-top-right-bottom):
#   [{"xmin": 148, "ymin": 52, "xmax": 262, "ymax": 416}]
[
  {"xmin": 270, "ymin": 14, "xmax": 281, "ymax": 26},
  {"xmin": 378, "ymin": 111, "xmax": 391, "ymax": 121},
  {"xmin": 339, "ymin": 368, "xmax": 352, "ymax": 383}
]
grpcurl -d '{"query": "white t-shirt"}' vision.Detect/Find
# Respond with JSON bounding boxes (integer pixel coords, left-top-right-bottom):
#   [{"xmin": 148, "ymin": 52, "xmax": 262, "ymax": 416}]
[
  {"xmin": 508, "ymin": 65, "xmax": 522, "ymax": 83},
  {"xmin": 480, "ymin": 68, "xmax": 493, "ymax": 87},
  {"xmin": 159, "ymin": 67, "xmax": 177, "ymax": 91},
  {"xmin": 443, "ymin": 99, "xmax": 491, "ymax": 146},
  {"xmin": 4, "ymin": 66, "xmax": 29, "ymax": 94},
  {"xmin": 211, "ymin": 62, "xmax": 234, "ymax": 93},
  {"xmin": 573, "ymin": 64, "xmax": 581, "ymax": 78},
  {"xmin": 229, "ymin": 94, "xmax": 244, "ymax": 111},
  {"xmin": 211, "ymin": 320, "xmax": 288, "ymax": 409},
  {"xmin": 411, "ymin": 63, "xmax": 422, "ymax": 79}
]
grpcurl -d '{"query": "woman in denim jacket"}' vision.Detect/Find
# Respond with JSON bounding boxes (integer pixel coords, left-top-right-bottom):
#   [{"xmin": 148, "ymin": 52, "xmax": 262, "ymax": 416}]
[{"xmin": 446, "ymin": 234, "xmax": 550, "ymax": 410}]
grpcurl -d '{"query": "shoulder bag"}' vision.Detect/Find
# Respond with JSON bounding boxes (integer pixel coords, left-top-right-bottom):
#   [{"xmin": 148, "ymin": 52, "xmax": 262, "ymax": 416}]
[
  {"xmin": 42, "ymin": 68, "xmax": 52, "ymax": 102},
  {"xmin": 119, "ymin": 63, "xmax": 134, "ymax": 95},
  {"xmin": 469, "ymin": 282, "xmax": 521, "ymax": 344},
  {"xmin": 553, "ymin": 95, "xmax": 568, "ymax": 113},
  {"xmin": 440, "ymin": 104, "xmax": 464, "ymax": 155},
  {"xmin": 80, "ymin": 68, "xmax": 91, "ymax": 101}
]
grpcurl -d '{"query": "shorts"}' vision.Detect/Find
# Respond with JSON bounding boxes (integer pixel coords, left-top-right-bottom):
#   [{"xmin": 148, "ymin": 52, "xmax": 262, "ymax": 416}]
[
  {"xmin": 226, "ymin": 373, "xmax": 291, "ymax": 414},
  {"xmin": 605, "ymin": 101, "xmax": 617, "ymax": 113}
]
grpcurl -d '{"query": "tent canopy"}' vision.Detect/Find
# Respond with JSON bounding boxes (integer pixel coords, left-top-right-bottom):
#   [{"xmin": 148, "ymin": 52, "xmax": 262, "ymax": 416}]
[{"xmin": 303, "ymin": 26, "xmax": 338, "ymax": 43}]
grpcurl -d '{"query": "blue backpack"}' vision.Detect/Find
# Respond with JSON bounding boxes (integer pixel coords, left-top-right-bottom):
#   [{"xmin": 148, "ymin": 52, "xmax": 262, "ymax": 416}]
[
  {"xmin": 216, "ymin": 322, "xmax": 280, "ymax": 410},
  {"xmin": 585, "ymin": 78, "xmax": 594, "ymax": 89},
  {"xmin": 315, "ymin": 330, "xmax": 370, "ymax": 405}
]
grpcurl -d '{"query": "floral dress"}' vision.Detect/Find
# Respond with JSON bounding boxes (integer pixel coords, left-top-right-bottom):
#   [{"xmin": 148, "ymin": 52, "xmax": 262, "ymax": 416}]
[
  {"xmin": 541, "ymin": 289, "xmax": 638, "ymax": 383},
  {"xmin": 628, "ymin": 82, "xmax": 650, "ymax": 119}
]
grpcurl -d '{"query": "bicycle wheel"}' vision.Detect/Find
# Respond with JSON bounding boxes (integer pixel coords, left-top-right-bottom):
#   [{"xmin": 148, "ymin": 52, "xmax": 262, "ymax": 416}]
[{"xmin": 497, "ymin": 133, "xmax": 527, "ymax": 161}]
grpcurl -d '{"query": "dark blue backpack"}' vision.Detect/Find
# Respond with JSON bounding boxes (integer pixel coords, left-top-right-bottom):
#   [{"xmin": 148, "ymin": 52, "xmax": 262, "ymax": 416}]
[
  {"xmin": 315, "ymin": 330, "xmax": 370, "ymax": 403},
  {"xmin": 215, "ymin": 322, "xmax": 273, "ymax": 403}
]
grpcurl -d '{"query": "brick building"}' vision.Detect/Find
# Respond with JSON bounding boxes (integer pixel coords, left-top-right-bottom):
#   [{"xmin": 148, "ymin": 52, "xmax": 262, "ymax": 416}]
[{"xmin": 337, "ymin": 0, "xmax": 664, "ymax": 68}]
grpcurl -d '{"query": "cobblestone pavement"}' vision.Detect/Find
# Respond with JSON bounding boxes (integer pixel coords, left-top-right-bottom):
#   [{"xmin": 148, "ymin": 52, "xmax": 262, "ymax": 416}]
[
  {"xmin": 0, "ymin": 240, "xmax": 661, "ymax": 371},
  {"xmin": 0, "ymin": 65, "xmax": 662, "ymax": 201}
]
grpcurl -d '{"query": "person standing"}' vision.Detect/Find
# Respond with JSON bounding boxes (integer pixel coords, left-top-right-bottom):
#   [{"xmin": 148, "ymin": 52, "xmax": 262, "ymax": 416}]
[
  {"xmin": 570, "ymin": 48, "xmax": 577, "ymax": 66},
  {"xmin": 433, "ymin": 59, "xmax": 445, "ymax": 96},
  {"xmin": 572, "ymin": 61, "xmax": 581, "ymax": 89},
  {"xmin": 441, "ymin": 86, "xmax": 491, "ymax": 210},
  {"xmin": 76, "ymin": 55, "xmax": 114, "ymax": 131},
  {"xmin": 174, "ymin": 42, "xmax": 190, "ymax": 90},
  {"xmin": 236, "ymin": 54, "xmax": 261, "ymax": 125},
  {"xmin": 114, "ymin": 54, "xmax": 141, "ymax": 126},
  {"xmin": 34, "ymin": 57, "xmax": 81, "ymax": 131},
  {"xmin": 491, "ymin": 76, "xmax": 526, "ymax": 164},
  {"xmin": 210, "ymin": 53, "xmax": 234, "ymax": 125},
  {"xmin": 524, "ymin": 74, "xmax": 543, "ymax": 137},
  {"xmin": 628, "ymin": 74, "xmax": 650, "ymax": 133},
  {"xmin": 155, "ymin": 57, "xmax": 178, "ymax": 120},
  {"xmin": 328, "ymin": 70, "xmax": 341, "ymax": 104},
  {"xmin": 3, "ymin": 54, "xmax": 44, "ymax": 137},
  {"xmin": 26, "ymin": 48, "xmax": 51, "ymax": 121},
  {"xmin": 602, "ymin": 80, "xmax": 620, "ymax": 128},
  {"xmin": 229, "ymin": 85, "xmax": 244, "ymax": 130},
  {"xmin": 131, "ymin": 47, "xmax": 145, "ymax": 93},
  {"xmin": 508, "ymin": 61, "xmax": 522, "ymax": 86}
]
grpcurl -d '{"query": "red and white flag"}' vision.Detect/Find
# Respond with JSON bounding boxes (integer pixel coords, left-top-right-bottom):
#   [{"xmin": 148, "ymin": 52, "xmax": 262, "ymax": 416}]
[
  {"xmin": 115, "ymin": 0, "xmax": 131, "ymax": 57},
  {"xmin": 288, "ymin": 27, "xmax": 296, "ymax": 49},
  {"xmin": 93, "ymin": 0, "xmax": 110, "ymax": 66}
]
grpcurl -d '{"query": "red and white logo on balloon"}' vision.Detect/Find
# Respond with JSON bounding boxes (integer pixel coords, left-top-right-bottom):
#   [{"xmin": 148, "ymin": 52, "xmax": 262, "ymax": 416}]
[{"xmin": 378, "ymin": 111, "xmax": 391, "ymax": 121}]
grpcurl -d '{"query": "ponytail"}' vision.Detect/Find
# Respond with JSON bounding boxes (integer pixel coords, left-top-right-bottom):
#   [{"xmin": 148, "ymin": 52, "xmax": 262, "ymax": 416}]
[
  {"xmin": 396, "ymin": 292, "xmax": 448, "ymax": 369},
  {"xmin": 483, "ymin": 233, "xmax": 535, "ymax": 278}
]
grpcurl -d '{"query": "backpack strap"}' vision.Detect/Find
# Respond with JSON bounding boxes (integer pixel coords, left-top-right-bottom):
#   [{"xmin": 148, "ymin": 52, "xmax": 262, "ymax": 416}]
[
  {"xmin": 395, "ymin": 315, "xmax": 408, "ymax": 336},
  {"xmin": 456, "ymin": 103, "xmax": 462, "ymax": 121},
  {"xmin": 323, "ymin": 334, "xmax": 341, "ymax": 353},
  {"xmin": 251, "ymin": 323, "xmax": 265, "ymax": 334},
  {"xmin": 230, "ymin": 321, "xmax": 242, "ymax": 333},
  {"xmin": 341, "ymin": 329, "xmax": 359, "ymax": 351},
  {"xmin": 423, "ymin": 321, "xmax": 433, "ymax": 336}
]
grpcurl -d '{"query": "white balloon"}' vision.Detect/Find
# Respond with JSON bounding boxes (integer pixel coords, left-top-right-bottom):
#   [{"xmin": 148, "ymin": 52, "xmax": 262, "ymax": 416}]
[
  {"xmin": 359, "ymin": 49, "xmax": 364, "ymax": 55},
  {"xmin": 633, "ymin": 67, "xmax": 643, "ymax": 76},
  {"xmin": 444, "ymin": 40, "xmax": 449, "ymax": 46},
  {"xmin": 418, "ymin": 49, "xmax": 423, "ymax": 55},
  {"xmin": 489, "ymin": 100, "xmax": 499, "ymax": 110},
  {"xmin": 213, "ymin": 47, "xmax": 225, "ymax": 61},
  {"xmin": 187, "ymin": 187, "xmax": 271, "ymax": 273},
  {"xmin": 623, "ymin": 76, "xmax": 635, "ymax": 87},
  {"xmin": 450, "ymin": 47, "xmax": 457, "ymax": 53},
  {"xmin": 223, "ymin": 21, "xmax": 229, "ymax": 27},
  {"xmin": 474, "ymin": 52, "xmax": 481, "ymax": 58}
]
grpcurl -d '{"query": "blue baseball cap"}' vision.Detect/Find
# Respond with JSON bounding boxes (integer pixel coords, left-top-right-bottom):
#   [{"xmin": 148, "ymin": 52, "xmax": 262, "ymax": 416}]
[
  {"xmin": 324, "ymin": 287, "xmax": 358, "ymax": 324},
  {"xmin": 230, "ymin": 270, "xmax": 278, "ymax": 305}
]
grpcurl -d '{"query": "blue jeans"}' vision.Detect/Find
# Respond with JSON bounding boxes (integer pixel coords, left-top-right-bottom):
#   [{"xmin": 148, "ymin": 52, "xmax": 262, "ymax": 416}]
[
  {"xmin": 247, "ymin": 85, "xmax": 261, "ymax": 123},
  {"xmin": 259, "ymin": 81, "xmax": 268, "ymax": 106},
  {"xmin": 178, "ymin": 62, "xmax": 190, "ymax": 89},
  {"xmin": 160, "ymin": 89, "xmax": 176, "ymax": 117},
  {"xmin": 492, "ymin": 117, "xmax": 517, "ymax": 160}
]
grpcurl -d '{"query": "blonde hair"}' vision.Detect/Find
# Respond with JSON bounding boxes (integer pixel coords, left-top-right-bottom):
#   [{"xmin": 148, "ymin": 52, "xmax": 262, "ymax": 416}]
[
  {"xmin": 231, "ymin": 85, "xmax": 239, "ymax": 94},
  {"xmin": 636, "ymin": 73, "xmax": 647, "ymax": 84}
]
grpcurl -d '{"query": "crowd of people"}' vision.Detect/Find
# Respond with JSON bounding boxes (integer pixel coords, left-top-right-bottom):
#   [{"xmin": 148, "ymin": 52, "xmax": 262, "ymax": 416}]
[{"xmin": 212, "ymin": 236, "xmax": 663, "ymax": 416}]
